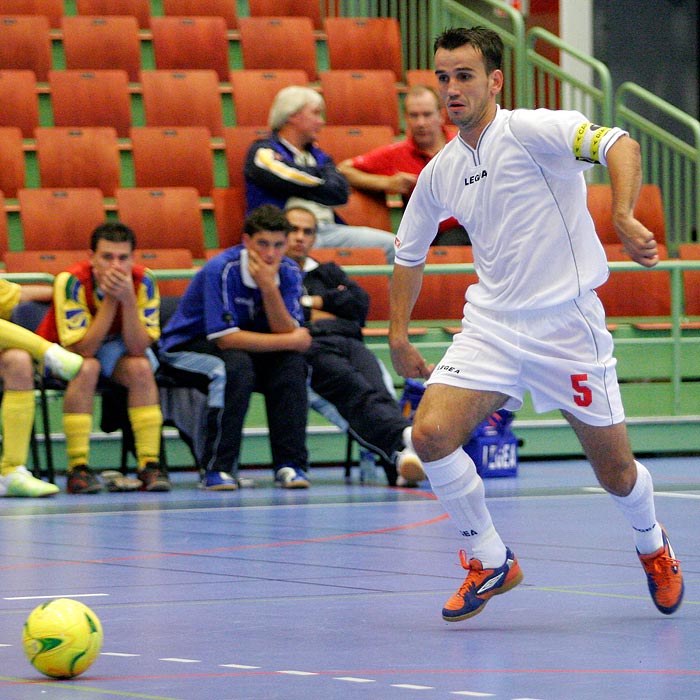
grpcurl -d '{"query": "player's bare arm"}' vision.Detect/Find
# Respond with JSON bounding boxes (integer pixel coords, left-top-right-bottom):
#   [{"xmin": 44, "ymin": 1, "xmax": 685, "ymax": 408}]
[
  {"xmin": 389, "ymin": 263, "xmax": 432, "ymax": 379},
  {"xmin": 606, "ymin": 136, "xmax": 659, "ymax": 267}
]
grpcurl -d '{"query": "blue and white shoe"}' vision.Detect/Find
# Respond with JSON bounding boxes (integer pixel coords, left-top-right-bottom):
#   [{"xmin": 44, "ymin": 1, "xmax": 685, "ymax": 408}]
[
  {"xmin": 200, "ymin": 471, "xmax": 238, "ymax": 491},
  {"xmin": 274, "ymin": 464, "xmax": 310, "ymax": 489}
]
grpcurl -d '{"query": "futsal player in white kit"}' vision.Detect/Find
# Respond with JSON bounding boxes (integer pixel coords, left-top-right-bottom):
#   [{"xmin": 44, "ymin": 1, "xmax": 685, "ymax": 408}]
[{"xmin": 389, "ymin": 26, "xmax": 683, "ymax": 621}]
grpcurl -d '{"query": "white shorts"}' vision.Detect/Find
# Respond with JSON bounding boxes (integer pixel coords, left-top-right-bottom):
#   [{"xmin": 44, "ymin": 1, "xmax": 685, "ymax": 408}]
[{"xmin": 426, "ymin": 290, "xmax": 625, "ymax": 426}]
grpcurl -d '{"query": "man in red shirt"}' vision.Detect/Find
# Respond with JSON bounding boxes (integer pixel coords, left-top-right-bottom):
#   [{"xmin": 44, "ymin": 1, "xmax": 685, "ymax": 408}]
[{"xmin": 339, "ymin": 85, "xmax": 470, "ymax": 246}]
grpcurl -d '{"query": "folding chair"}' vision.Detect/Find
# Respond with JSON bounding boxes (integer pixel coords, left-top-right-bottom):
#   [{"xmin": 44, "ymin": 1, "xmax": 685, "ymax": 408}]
[
  {"xmin": 75, "ymin": 0, "xmax": 151, "ymax": 29},
  {"xmin": 334, "ymin": 188, "xmax": 392, "ymax": 233},
  {"xmin": 49, "ymin": 70, "xmax": 132, "ymax": 138},
  {"xmin": 212, "ymin": 187, "xmax": 246, "ymax": 249},
  {"xmin": 140, "ymin": 69, "xmax": 224, "ymax": 137},
  {"xmin": 325, "ymin": 17, "xmax": 403, "ymax": 80},
  {"xmin": 316, "ymin": 125, "xmax": 394, "ymax": 164},
  {"xmin": 150, "ymin": 16, "xmax": 230, "ymax": 82},
  {"xmin": 115, "ymin": 187, "xmax": 206, "ymax": 258},
  {"xmin": 35, "ymin": 126, "xmax": 121, "ymax": 197},
  {"xmin": 223, "ymin": 125, "xmax": 270, "ymax": 187},
  {"xmin": 132, "ymin": 248, "xmax": 194, "ymax": 297},
  {"xmin": 162, "ymin": 0, "xmax": 238, "ymax": 29},
  {"xmin": 61, "ymin": 15, "xmax": 142, "ymax": 83},
  {"xmin": 0, "ymin": 126, "xmax": 25, "ymax": 198},
  {"xmin": 413, "ymin": 246, "xmax": 477, "ymax": 320},
  {"xmin": 4, "ymin": 249, "xmax": 81, "ymax": 275},
  {"xmin": 311, "ymin": 247, "xmax": 390, "ymax": 321},
  {"xmin": 597, "ymin": 244, "xmax": 671, "ymax": 318},
  {"xmin": 406, "ymin": 69, "xmax": 439, "ymax": 90},
  {"xmin": 247, "ymin": 0, "xmax": 322, "ymax": 30},
  {"xmin": 238, "ymin": 16, "xmax": 317, "ymax": 81},
  {"xmin": 320, "ymin": 70, "xmax": 401, "ymax": 134},
  {"xmin": 587, "ymin": 183, "xmax": 667, "ymax": 245},
  {"xmin": 18, "ymin": 188, "xmax": 106, "ymax": 250},
  {"xmin": 678, "ymin": 243, "xmax": 700, "ymax": 316},
  {"xmin": 130, "ymin": 126, "xmax": 214, "ymax": 196},
  {"xmin": 0, "ymin": 70, "xmax": 39, "ymax": 138},
  {"xmin": 0, "ymin": 15, "xmax": 52, "ymax": 81},
  {"xmin": 0, "ymin": 0, "xmax": 63, "ymax": 27},
  {"xmin": 230, "ymin": 69, "xmax": 309, "ymax": 127}
]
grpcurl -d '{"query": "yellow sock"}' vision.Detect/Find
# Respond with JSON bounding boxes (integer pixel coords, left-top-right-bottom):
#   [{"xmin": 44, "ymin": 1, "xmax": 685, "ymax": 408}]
[
  {"xmin": 128, "ymin": 405, "xmax": 163, "ymax": 469},
  {"xmin": 0, "ymin": 318, "xmax": 51, "ymax": 360},
  {"xmin": 63, "ymin": 413, "xmax": 92, "ymax": 470},
  {"xmin": 0, "ymin": 390, "xmax": 35, "ymax": 475}
]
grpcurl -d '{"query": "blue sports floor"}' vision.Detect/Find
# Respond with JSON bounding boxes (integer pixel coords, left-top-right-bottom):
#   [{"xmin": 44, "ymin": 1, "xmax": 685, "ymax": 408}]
[{"xmin": 0, "ymin": 456, "xmax": 698, "ymax": 700}]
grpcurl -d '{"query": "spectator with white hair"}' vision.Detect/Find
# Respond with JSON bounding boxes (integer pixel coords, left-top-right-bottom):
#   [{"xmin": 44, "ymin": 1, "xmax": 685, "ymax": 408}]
[{"xmin": 244, "ymin": 85, "xmax": 396, "ymax": 262}]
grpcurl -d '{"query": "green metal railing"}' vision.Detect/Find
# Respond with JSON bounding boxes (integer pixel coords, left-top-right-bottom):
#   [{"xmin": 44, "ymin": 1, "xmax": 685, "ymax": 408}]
[
  {"xmin": 615, "ymin": 82, "xmax": 700, "ymax": 251},
  {"xmin": 525, "ymin": 27, "xmax": 613, "ymax": 124}
]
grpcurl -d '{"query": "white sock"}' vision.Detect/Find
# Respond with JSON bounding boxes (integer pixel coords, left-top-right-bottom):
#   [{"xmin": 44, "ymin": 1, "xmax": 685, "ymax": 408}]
[
  {"xmin": 609, "ymin": 461, "xmax": 663, "ymax": 554},
  {"xmin": 424, "ymin": 447, "xmax": 506, "ymax": 567}
]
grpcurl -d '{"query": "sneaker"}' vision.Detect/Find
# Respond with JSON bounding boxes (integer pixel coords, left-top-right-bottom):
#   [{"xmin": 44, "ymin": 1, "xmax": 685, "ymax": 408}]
[
  {"xmin": 66, "ymin": 465, "xmax": 103, "ymax": 494},
  {"xmin": 396, "ymin": 428, "xmax": 426, "ymax": 484},
  {"xmin": 275, "ymin": 464, "xmax": 311, "ymax": 489},
  {"xmin": 638, "ymin": 525, "xmax": 684, "ymax": 615},
  {"xmin": 43, "ymin": 343, "xmax": 83, "ymax": 381},
  {"xmin": 200, "ymin": 471, "xmax": 238, "ymax": 491},
  {"xmin": 0, "ymin": 466, "xmax": 59, "ymax": 497},
  {"xmin": 101, "ymin": 470, "xmax": 142, "ymax": 492},
  {"xmin": 442, "ymin": 548, "xmax": 524, "ymax": 622},
  {"xmin": 137, "ymin": 463, "xmax": 171, "ymax": 492}
]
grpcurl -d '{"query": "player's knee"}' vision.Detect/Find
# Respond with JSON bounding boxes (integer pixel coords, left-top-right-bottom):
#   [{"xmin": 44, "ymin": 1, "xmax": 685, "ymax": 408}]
[
  {"xmin": 0, "ymin": 348, "xmax": 34, "ymax": 382},
  {"xmin": 120, "ymin": 356, "xmax": 156, "ymax": 386},
  {"xmin": 411, "ymin": 419, "xmax": 455, "ymax": 463},
  {"xmin": 73, "ymin": 357, "xmax": 100, "ymax": 386}
]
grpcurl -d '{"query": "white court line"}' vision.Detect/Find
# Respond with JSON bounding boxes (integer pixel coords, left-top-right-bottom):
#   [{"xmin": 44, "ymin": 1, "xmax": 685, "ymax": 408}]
[
  {"xmin": 159, "ymin": 658, "xmax": 201, "ymax": 663},
  {"xmin": 277, "ymin": 670, "xmax": 318, "ymax": 676},
  {"xmin": 391, "ymin": 684, "xmax": 434, "ymax": 690},
  {"xmin": 451, "ymin": 692, "xmax": 495, "ymax": 697},
  {"xmin": 101, "ymin": 652, "xmax": 140, "ymax": 657},
  {"xmin": 334, "ymin": 677, "xmax": 376, "ymax": 683},
  {"xmin": 220, "ymin": 663, "xmax": 261, "ymax": 669},
  {"xmin": 4, "ymin": 593, "xmax": 109, "ymax": 601},
  {"xmin": 656, "ymin": 492, "xmax": 700, "ymax": 499}
]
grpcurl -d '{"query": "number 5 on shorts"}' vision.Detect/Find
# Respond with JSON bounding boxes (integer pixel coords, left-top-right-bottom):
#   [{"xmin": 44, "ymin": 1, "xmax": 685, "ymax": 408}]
[{"xmin": 571, "ymin": 373, "xmax": 592, "ymax": 407}]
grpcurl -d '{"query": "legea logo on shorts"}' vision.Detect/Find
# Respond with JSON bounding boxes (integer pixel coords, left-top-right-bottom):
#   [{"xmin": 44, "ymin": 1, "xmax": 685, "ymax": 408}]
[{"xmin": 436, "ymin": 364, "xmax": 460, "ymax": 374}]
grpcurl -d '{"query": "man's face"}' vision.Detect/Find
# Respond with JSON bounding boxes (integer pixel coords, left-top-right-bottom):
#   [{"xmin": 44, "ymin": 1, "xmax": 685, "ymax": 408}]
[
  {"xmin": 286, "ymin": 209, "xmax": 317, "ymax": 264},
  {"xmin": 90, "ymin": 239, "xmax": 134, "ymax": 288},
  {"xmin": 288, "ymin": 102, "xmax": 325, "ymax": 142},
  {"xmin": 242, "ymin": 230, "xmax": 288, "ymax": 265},
  {"xmin": 434, "ymin": 44, "xmax": 502, "ymax": 134},
  {"xmin": 404, "ymin": 91, "xmax": 444, "ymax": 150}
]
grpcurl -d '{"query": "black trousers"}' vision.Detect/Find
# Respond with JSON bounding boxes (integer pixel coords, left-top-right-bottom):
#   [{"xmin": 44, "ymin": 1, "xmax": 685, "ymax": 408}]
[
  {"xmin": 306, "ymin": 335, "xmax": 409, "ymax": 471},
  {"xmin": 171, "ymin": 338, "xmax": 309, "ymax": 474}
]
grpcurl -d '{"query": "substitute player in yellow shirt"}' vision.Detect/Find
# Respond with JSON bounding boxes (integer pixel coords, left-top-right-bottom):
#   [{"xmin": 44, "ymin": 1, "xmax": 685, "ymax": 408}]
[{"xmin": 0, "ymin": 278, "xmax": 83, "ymax": 497}]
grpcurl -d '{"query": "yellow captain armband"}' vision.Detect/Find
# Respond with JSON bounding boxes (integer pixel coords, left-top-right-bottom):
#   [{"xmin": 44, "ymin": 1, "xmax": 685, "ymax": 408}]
[{"xmin": 573, "ymin": 122, "xmax": 612, "ymax": 164}]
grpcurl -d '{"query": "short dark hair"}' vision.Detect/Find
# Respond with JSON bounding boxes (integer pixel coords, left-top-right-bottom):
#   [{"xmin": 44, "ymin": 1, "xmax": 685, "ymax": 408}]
[
  {"xmin": 434, "ymin": 26, "xmax": 504, "ymax": 74},
  {"xmin": 90, "ymin": 221, "xmax": 136, "ymax": 252},
  {"xmin": 244, "ymin": 204, "xmax": 293, "ymax": 236}
]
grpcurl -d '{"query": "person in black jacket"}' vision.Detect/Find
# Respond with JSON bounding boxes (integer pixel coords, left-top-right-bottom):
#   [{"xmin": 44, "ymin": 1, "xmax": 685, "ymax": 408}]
[{"xmin": 285, "ymin": 205, "xmax": 425, "ymax": 486}]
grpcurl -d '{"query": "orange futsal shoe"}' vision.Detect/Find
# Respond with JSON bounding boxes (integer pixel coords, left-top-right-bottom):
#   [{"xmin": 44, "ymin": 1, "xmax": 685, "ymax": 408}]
[
  {"xmin": 442, "ymin": 548, "xmax": 523, "ymax": 622},
  {"xmin": 638, "ymin": 525, "xmax": 684, "ymax": 615}
]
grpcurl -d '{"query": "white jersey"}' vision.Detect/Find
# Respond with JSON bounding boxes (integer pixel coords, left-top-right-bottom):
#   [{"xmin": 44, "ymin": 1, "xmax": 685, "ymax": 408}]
[{"xmin": 395, "ymin": 106, "xmax": 627, "ymax": 311}]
